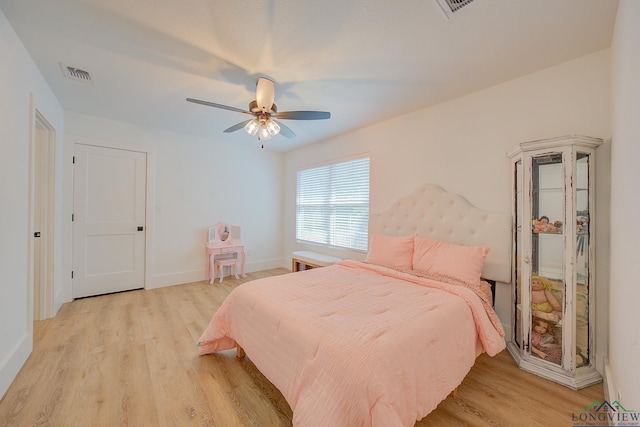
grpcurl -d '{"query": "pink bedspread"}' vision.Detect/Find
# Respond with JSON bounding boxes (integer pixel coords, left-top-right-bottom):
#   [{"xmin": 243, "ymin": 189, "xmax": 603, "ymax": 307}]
[{"xmin": 198, "ymin": 260, "xmax": 505, "ymax": 426}]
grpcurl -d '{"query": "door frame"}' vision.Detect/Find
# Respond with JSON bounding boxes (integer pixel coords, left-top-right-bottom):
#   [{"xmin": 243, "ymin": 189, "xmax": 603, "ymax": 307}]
[
  {"xmin": 28, "ymin": 108, "xmax": 56, "ymax": 321},
  {"xmin": 71, "ymin": 137, "xmax": 155, "ymax": 295}
]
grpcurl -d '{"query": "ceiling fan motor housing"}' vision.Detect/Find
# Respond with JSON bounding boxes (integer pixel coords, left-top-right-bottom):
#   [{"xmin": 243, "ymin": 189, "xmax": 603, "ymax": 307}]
[{"xmin": 249, "ymin": 100, "xmax": 276, "ymax": 113}]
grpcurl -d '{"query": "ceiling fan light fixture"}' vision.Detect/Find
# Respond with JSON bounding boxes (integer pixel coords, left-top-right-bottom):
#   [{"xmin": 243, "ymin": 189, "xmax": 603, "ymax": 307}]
[
  {"xmin": 258, "ymin": 125, "xmax": 271, "ymax": 140},
  {"xmin": 244, "ymin": 119, "xmax": 260, "ymax": 135},
  {"xmin": 265, "ymin": 119, "xmax": 280, "ymax": 136}
]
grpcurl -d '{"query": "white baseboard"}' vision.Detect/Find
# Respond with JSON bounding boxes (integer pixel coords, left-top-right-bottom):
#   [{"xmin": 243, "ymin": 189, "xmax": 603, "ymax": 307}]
[
  {"xmin": 149, "ymin": 268, "xmax": 205, "ymax": 289},
  {"xmin": 148, "ymin": 258, "xmax": 286, "ymax": 289},
  {"xmin": 247, "ymin": 258, "xmax": 287, "ymax": 272},
  {"xmin": 54, "ymin": 289, "xmax": 65, "ymax": 316},
  {"xmin": 602, "ymin": 357, "xmax": 617, "ymax": 402},
  {"xmin": 0, "ymin": 333, "xmax": 32, "ymax": 400}
]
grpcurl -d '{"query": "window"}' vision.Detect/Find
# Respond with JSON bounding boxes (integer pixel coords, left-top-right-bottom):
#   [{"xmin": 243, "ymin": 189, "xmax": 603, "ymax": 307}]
[{"xmin": 296, "ymin": 157, "xmax": 370, "ymax": 251}]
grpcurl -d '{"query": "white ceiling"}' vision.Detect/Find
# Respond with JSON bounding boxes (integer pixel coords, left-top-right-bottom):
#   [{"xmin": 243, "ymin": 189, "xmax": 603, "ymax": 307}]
[{"xmin": 0, "ymin": 0, "xmax": 619, "ymax": 151}]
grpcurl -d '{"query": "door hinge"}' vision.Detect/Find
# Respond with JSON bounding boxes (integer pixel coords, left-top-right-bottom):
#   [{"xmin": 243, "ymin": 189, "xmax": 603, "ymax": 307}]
[
  {"xmin": 72, "ymin": 156, "xmax": 75, "ymax": 164},
  {"xmin": 72, "ymin": 213, "xmax": 74, "ymax": 222},
  {"xmin": 71, "ymin": 271, "xmax": 74, "ymax": 279}
]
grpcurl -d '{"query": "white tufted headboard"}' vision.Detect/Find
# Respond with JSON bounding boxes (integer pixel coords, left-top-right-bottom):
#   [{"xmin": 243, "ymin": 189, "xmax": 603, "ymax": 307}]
[{"xmin": 369, "ymin": 184, "xmax": 512, "ymax": 283}]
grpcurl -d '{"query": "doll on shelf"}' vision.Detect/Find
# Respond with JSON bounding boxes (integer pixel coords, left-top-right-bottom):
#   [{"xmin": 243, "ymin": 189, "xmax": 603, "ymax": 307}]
[
  {"xmin": 577, "ymin": 216, "xmax": 588, "ymax": 256},
  {"xmin": 531, "ymin": 317, "xmax": 562, "ymax": 364},
  {"xmin": 531, "ymin": 276, "xmax": 563, "ymax": 322},
  {"xmin": 552, "ymin": 220, "xmax": 563, "ymax": 233},
  {"xmin": 533, "ymin": 216, "xmax": 556, "ymax": 233}
]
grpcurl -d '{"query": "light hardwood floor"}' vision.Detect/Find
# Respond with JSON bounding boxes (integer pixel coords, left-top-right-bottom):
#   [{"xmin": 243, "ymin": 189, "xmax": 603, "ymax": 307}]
[{"xmin": 0, "ymin": 268, "xmax": 603, "ymax": 426}]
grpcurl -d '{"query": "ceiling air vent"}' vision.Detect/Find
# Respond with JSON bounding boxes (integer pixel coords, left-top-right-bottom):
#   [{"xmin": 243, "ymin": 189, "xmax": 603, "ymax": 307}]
[
  {"xmin": 435, "ymin": 0, "xmax": 475, "ymax": 19},
  {"xmin": 60, "ymin": 63, "xmax": 94, "ymax": 84}
]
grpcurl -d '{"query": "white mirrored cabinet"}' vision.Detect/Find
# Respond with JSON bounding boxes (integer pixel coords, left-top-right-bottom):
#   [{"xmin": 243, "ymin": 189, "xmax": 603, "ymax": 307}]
[{"xmin": 507, "ymin": 135, "xmax": 602, "ymax": 389}]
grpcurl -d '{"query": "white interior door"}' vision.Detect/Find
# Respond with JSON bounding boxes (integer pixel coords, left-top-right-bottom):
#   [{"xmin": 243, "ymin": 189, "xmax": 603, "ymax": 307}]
[
  {"xmin": 33, "ymin": 124, "xmax": 46, "ymax": 319},
  {"xmin": 73, "ymin": 144, "xmax": 147, "ymax": 298},
  {"xmin": 31, "ymin": 111, "xmax": 56, "ymax": 320}
]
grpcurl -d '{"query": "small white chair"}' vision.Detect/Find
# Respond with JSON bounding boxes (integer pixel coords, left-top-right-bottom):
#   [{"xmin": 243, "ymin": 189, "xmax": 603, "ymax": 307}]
[{"xmin": 214, "ymin": 256, "xmax": 239, "ymax": 283}]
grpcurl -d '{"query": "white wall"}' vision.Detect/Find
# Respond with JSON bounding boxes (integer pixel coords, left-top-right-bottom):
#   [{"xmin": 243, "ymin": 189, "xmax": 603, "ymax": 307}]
[
  {"xmin": 284, "ymin": 50, "xmax": 611, "ymax": 364},
  {"xmin": 2, "ymin": 8, "xmax": 284, "ymax": 398},
  {"xmin": 0, "ymin": 10, "xmax": 64, "ymax": 398},
  {"xmin": 62, "ymin": 113, "xmax": 284, "ymax": 299},
  {"xmin": 609, "ymin": 0, "xmax": 640, "ymax": 408}
]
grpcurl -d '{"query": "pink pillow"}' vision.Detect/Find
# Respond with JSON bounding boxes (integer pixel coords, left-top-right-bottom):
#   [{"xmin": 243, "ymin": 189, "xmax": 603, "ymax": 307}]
[
  {"xmin": 365, "ymin": 233, "xmax": 414, "ymax": 269},
  {"xmin": 413, "ymin": 236, "xmax": 490, "ymax": 284}
]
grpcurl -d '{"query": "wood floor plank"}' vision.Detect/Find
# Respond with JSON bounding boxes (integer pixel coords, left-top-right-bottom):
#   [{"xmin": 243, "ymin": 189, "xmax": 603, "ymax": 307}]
[{"xmin": 0, "ymin": 267, "xmax": 603, "ymax": 426}]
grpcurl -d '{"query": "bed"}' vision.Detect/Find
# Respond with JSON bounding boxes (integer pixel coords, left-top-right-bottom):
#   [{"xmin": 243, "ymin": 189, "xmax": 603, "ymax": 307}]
[{"xmin": 197, "ymin": 184, "xmax": 512, "ymax": 426}]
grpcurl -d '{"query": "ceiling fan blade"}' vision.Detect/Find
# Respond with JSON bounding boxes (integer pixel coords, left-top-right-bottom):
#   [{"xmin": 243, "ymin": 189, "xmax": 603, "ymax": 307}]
[
  {"xmin": 273, "ymin": 120, "xmax": 296, "ymax": 138},
  {"xmin": 223, "ymin": 120, "xmax": 253, "ymax": 133},
  {"xmin": 275, "ymin": 111, "xmax": 331, "ymax": 120},
  {"xmin": 186, "ymin": 98, "xmax": 252, "ymax": 115},
  {"xmin": 255, "ymin": 77, "xmax": 275, "ymax": 112}
]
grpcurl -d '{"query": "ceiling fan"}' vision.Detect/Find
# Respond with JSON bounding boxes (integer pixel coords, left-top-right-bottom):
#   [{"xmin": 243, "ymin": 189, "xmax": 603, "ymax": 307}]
[{"xmin": 187, "ymin": 77, "xmax": 331, "ymax": 143}]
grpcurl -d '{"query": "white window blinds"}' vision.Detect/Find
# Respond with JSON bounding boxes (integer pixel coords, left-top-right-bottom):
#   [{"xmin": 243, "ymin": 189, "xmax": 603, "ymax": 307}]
[{"xmin": 296, "ymin": 157, "xmax": 370, "ymax": 251}]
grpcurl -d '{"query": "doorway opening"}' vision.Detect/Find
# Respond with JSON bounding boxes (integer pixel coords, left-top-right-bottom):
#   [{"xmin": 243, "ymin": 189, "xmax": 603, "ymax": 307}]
[{"xmin": 30, "ymin": 110, "xmax": 56, "ymax": 321}]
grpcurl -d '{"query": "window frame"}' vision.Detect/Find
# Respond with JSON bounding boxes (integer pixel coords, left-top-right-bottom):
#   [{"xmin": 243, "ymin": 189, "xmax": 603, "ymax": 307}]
[{"xmin": 295, "ymin": 155, "xmax": 370, "ymax": 252}]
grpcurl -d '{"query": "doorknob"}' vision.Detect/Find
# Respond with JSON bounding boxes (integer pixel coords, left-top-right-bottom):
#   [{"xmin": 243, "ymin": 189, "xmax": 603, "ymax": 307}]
[
  {"xmin": 34, "ymin": 232, "xmax": 41, "ymax": 238},
  {"xmin": 137, "ymin": 226, "xmax": 144, "ymax": 231}
]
